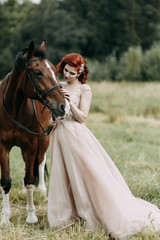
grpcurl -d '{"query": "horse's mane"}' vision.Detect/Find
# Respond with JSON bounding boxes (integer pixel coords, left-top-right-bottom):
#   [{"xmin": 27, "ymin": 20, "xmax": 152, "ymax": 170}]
[{"xmin": 14, "ymin": 47, "xmax": 46, "ymax": 69}]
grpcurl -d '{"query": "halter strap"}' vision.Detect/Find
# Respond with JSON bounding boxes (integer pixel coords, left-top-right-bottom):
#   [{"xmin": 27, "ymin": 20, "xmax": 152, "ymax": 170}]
[
  {"xmin": 2, "ymin": 74, "xmax": 53, "ymax": 135},
  {"xmin": 42, "ymin": 83, "xmax": 62, "ymax": 99},
  {"xmin": 26, "ymin": 57, "xmax": 43, "ymax": 66},
  {"xmin": 24, "ymin": 57, "xmax": 62, "ymax": 107},
  {"xmin": 2, "ymin": 57, "xmax": 63, "ymax": 135}
]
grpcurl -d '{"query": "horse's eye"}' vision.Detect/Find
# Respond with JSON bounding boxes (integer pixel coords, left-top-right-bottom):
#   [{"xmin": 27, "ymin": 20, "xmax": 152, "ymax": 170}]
[{"xmin": 34, "ymin": 71, "xmax": 42, "ymax": 78}]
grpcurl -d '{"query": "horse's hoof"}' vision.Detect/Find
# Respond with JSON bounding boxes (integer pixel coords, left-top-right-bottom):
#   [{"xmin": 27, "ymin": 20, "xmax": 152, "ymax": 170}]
[
  {"xmin": 0, "ymin": 209, "xmax": 11, "ymax": 226},
  {"xmin": 0, "ymin": 217, "xmax": 11, "ymax": 226},
  {"xmin": 26, "ymin": 212, "xmax": 38, "ymax": 224}
]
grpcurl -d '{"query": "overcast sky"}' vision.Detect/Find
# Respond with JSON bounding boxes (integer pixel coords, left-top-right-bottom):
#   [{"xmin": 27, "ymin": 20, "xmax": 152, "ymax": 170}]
[
  {"xmin": 0, "ymin": 0, "xmax": 41, "ymax": 3},
  {"xmin": 31, "ymin": 0, "xmax": 40, "ymax": 3}
]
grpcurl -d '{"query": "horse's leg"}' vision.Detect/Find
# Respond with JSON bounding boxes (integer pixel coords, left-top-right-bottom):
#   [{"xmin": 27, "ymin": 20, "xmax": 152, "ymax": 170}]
[
  {"xmin": 1, "ymin": 189, "xmax": 11, "ymax": 225},
  {"xmin": 26, "ymin": 184, "xmax": 38, "ymax": 223},
  {"xmin": 23, "ymin": 147, "xmax": 38, "ymax": 224},
  {"xmin": 37, "ymin": 136, "xmax": 49, "ymax": 196},
  {"xmin": 38, "ymin": 153, "xmax": 47, "ymax": 195},
  {"xmin": 22, "ymin": 154, "xmax": 47, "ymax": 196},
  {"xmin": 0, "ymin": 146, "xmax": 11, "ymax": 225}
]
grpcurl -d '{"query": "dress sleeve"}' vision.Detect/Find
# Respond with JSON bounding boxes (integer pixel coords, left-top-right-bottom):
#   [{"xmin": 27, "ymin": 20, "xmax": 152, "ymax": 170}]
[{"xmin": 70, "ymin": 85, "xmax": 92, "ymax": 123}]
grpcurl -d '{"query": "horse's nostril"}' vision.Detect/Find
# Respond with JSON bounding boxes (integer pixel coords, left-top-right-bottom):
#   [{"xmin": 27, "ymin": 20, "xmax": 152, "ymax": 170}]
[{"xmin": 60, "ymin": 104, "xmax": 65, "ymax": 112}]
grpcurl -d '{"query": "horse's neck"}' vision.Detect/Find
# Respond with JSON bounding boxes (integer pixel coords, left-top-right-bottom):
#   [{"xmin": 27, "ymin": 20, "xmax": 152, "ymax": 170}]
[
  {"xmin": 4, "ymin": 70, "xmax": 27, "ymax": 114},
  {"xmin": 5, "ymin": 70, "xmax": 51, "ymax": 126}
]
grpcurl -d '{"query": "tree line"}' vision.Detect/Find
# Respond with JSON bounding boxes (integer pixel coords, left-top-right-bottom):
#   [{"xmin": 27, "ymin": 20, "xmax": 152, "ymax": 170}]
[{"xmin": 0, "ymin": 0, "xmax": 160, "ymax": 79}]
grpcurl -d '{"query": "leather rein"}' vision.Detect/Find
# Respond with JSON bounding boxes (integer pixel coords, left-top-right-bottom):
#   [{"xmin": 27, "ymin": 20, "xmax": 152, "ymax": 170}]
[{"xmin": 2, "ymin": 57, "xmax": 61, "ymax": 136}]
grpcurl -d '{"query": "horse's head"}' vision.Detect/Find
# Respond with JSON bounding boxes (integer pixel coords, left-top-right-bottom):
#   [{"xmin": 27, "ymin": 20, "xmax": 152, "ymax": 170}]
[{"xmin": 20, "ymin": 40, "xmax": 67, "ymax": 120}]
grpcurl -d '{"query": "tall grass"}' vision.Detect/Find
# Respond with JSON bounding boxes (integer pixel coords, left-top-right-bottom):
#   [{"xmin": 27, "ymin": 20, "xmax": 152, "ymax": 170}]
[
  {"xmin": 90, "ymin": 81, "xmax": 160, "ymax": 120},
  {"xmin": 1, "ymin": 82, "xmax": 160, "ymax": 239}
]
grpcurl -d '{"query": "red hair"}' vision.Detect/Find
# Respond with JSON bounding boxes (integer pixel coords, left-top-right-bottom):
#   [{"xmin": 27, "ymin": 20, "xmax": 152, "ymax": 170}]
[{"xmin": 56, "ymin": 53, "xmax": 89, "ymax": 84}]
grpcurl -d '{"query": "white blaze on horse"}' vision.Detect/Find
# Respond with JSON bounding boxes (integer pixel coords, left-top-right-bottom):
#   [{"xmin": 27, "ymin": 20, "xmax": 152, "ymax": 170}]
[{"xmin": 0, "ymin": 41, "xmax": 69, "ymax": 225}]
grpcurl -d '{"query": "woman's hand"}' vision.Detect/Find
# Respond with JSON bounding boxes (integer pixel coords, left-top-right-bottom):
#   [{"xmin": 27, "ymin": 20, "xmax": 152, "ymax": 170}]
[{"xmin": 61, "ymin": 89, "xmax": 71, "ymax": 102}]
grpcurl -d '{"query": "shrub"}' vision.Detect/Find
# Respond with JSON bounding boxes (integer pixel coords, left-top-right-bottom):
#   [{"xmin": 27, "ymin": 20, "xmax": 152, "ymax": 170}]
[
  {"xmin": 142, "ymin": 42, "xmax": 160, "ymax": 81},
  {"xmin": 123, "ymin": 46, "xmax": 143, "ymax": 81},
  {"xmin": 87, "ymin": 42, "xmax": 160, "ymax": 82},
  {"xmin": 87, "ymin": 59, "xmax": 110, "ymax": 81},
  {"xmin": 87, "ymin": 46, "xmax": 143, "ymax": 81}
]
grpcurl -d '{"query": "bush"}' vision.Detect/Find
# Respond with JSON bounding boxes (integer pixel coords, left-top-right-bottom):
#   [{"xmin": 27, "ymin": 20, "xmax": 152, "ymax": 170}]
[
  {"xmin": 87, "ymin": 53, "xmax": 121, "ymax": 81},
  {"xmin": 87, "ymin": 46, "xmax": 143, "ymax": 81},
  {"xmin": 123, "ymin": 46, "xmax": 143, "ymax": 81},
  {"xmin": 88, "ymin": 43, "xmax": 160, "ymax": 82},
  {"xmin": 141, "ymin": 42, "xmax": 160, "ymax": 81},
  {"xmin": 87, "ymin": 59, "xmax": 110, "ymax": 81},
  {"xmin": 111, "ymin": 46, "xmax": 143, "ymax": 81}
]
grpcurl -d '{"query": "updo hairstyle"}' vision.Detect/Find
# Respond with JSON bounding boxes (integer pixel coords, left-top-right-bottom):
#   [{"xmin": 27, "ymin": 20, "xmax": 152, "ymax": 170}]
[{"xmin": 56, "ymin": 53, "xmax": 89, "ymax": 84}]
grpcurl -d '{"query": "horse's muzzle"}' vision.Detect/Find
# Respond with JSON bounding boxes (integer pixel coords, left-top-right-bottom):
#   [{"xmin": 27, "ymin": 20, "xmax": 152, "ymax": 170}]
[{"xmin": 51, "ymin": 98, "xmax": 70, "ymax": 121}]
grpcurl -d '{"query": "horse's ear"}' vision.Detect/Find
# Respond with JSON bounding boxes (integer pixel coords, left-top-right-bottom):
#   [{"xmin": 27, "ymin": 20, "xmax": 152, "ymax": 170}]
[
  {"xmin": 26, "ymin": 41, "xmax": 35, "ymax": 59},
  {"xmin": 40, "ymin": 40, "xmax": 47, "ymax": 51}
]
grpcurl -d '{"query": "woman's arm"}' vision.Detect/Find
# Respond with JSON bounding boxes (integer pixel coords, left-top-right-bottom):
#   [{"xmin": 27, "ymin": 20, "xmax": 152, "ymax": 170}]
[{"xmin": 70, "ymin": 85, "xmax": 92, "ymax": 123}]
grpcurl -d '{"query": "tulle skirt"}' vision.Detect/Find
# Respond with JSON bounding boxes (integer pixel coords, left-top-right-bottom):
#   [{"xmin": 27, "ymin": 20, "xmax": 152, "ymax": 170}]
[{"xmin": 48, "ymin": 119, "xmax": 160, "ymax": 239}]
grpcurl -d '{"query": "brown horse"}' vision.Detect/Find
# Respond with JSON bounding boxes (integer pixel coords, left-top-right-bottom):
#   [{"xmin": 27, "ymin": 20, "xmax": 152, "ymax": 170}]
[{"xmin": 0, "ymin": 40, "xmax": 67, "ymax": 224}]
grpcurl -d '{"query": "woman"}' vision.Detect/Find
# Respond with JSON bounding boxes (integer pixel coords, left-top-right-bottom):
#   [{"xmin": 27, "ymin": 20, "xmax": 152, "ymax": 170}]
[{"xmin": 48, "ymin": 53, "xmax": 160, "ymax": 239}]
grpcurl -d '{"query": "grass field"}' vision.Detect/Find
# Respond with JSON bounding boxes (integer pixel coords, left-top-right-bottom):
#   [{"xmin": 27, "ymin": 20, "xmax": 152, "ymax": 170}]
[{"xmin": 1, "ymin": 81, "xmax": 160, "ymax": 239}]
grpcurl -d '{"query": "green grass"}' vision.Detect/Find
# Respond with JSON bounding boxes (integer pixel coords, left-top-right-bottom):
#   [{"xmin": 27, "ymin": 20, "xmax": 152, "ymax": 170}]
[{"xmin": 1, "ymin": 81, "xmax": 160, "ymax": 239}]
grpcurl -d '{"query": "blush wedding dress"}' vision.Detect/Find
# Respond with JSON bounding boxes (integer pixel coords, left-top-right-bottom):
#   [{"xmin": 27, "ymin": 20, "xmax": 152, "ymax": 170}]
[{"xmin": 48, "ymin": 82, "xmax": 160, "ymax": 239}]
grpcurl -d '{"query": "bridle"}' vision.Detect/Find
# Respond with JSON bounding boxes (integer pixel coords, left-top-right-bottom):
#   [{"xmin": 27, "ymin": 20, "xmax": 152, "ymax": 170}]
[
  {"xmin": 24, "ymin": 57, "xmax": 62, "ymax": 108},
  {"xmin": 2, "ymin": 57, "xmax": 62, "ymax": 135}
]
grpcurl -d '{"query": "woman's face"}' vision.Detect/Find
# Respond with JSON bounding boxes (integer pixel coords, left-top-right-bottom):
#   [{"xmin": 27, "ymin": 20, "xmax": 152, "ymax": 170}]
[{"xmin": 63, "ymin": 64, "xmax": 78, "ymax": 83}]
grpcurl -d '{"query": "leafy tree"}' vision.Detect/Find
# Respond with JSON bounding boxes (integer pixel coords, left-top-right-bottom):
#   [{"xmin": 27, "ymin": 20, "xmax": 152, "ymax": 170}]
[
  {"xmin": 134, "ymin": 0, "xmax": 160, "ymax": 50},
  {"xmin": 1, "ymin": 0, "xmax": 160, "ymax": 79},
  {"xmin": 0, "ymin": 0, "xmax": 21, "ymax": 78}
]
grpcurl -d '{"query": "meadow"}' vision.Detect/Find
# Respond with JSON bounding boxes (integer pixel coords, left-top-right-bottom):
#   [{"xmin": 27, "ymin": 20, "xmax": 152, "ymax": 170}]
[{"xmin": 1, "ymin": 81, "xmax": 160, "ymax": 239}]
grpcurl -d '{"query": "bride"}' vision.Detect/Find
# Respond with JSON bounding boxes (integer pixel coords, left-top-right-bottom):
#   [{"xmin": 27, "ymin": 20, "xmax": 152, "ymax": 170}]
[{"xmin": 48, "ymin": 53, "xmax": 160, "ymax": 239}]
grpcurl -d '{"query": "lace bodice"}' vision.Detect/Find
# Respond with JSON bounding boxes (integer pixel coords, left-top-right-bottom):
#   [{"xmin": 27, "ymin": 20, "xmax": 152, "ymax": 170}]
[
  {"xmin": 70, "ymin": 88, "xmax": 81, "ymax": 107},
  {"xmin": 61, "ymin": 82, "xmax": 92, "ymax": 123}
]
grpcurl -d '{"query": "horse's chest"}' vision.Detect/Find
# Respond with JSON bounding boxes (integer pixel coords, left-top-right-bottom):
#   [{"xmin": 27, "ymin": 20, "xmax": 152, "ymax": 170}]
[{"xmin": 0, "ymin": 129, "xmax": 37, "ymax": 148}]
